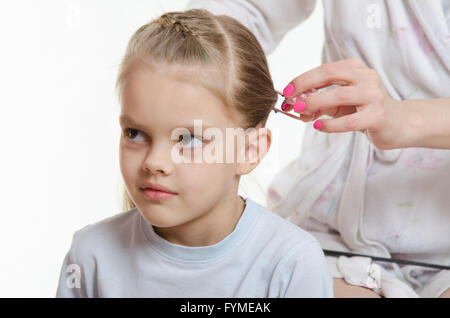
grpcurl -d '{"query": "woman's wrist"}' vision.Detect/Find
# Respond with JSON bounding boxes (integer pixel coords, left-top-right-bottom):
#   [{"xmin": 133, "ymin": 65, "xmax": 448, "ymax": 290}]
[
  {"xmin": 393, "ymin": 99, "xmax": 424, "ymax": 149},
  {"xmin": 373, "ymin": 98, "xmax": 417, "ymax": 150},
  {"xmin": 394, "ymin": 98, "xmax": 450, "ymax": 149}
]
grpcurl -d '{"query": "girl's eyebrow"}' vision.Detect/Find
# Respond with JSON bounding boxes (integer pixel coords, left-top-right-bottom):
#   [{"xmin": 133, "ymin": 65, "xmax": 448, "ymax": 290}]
[
  {"xmin": 119, "ymin": 115, "xmax": 214, "ymax": 131},
  {"xmin": 119, "ymin": 115, "xmax": 146, "ymax": 130}
]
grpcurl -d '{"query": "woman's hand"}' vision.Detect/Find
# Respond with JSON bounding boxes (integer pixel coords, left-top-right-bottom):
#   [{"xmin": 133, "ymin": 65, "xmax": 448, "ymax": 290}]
[{"xmin": 283, "ymin": 57, "xmax": 404, "ymax": 150}]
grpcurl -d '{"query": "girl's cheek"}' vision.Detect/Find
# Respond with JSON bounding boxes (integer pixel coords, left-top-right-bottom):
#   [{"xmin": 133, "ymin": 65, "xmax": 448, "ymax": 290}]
[
  {"xmin": 179, "ymin": 164, "xmax": 209, "ymax": 184},
  {"xmin": 120, "ymin": 148, "xmax": 144, "ymax": 179}
]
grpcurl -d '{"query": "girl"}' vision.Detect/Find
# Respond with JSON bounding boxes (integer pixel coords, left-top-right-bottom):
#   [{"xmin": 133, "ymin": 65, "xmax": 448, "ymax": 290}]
[{"xmin": 55, "ymin": 9, "xmax": 333, "ymax": 298}]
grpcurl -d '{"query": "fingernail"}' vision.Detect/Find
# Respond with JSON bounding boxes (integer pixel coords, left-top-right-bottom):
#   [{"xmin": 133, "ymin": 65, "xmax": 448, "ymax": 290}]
[
  {"xmin": 293, "ymin": 101, "xmax": 306, "ymax": 113},
  {"xmin": 283, "ymin": 83, "xmax": 294, "ymax": 97},
  {"xmin": 281, "ymin": 102, "xmax": 293, "ymax": 112},
  {"xmin": 313, "ymin": 121, "xmax": 322, "ymax": 130}
]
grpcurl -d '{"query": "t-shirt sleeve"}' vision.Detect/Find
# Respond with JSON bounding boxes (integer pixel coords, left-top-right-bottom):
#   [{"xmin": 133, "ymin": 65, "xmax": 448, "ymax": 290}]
[
  {"xmin": 185, "ymin": 0, "xmax": 317, "ymax": 55},
  {"xmin": 55, "ymin": 228, "xmax": 95, "ymax": 298},
  {"xmin": 276, "ymin": 240, "xmax": 334, "ymax": 298}
]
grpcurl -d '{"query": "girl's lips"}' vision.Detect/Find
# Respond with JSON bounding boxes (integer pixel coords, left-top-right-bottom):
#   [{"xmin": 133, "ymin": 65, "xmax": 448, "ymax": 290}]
[
  {"xmin": 140, "ymin": 182, "xmax": 176, "ymax": 194},
  {"xmin": 141, "ymin": 188, "xmax": 177, "ymax": 200}
]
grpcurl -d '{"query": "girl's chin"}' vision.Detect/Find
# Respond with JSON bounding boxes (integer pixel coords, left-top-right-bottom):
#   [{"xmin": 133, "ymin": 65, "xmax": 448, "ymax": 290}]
[{"xmin": 140, "ymin": 209, "xmax": 182, "ymax": 229}]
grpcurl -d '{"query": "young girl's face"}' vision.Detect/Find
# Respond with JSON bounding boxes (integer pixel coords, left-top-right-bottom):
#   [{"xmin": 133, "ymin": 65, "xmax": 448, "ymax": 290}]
[{"xmin": 119, "ymin": 61, "xmax": 252, "ymax": 229}]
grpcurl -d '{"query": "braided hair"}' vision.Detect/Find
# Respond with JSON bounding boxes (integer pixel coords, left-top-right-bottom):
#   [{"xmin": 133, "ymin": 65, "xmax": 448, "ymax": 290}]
[{"xmin": 158, "ymin": 13, "xmax": 198, "ymax": 38}]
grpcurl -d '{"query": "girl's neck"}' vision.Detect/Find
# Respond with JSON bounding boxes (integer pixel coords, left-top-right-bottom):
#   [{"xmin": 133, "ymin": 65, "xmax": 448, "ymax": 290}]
[{"xmin": 153, "ymin": 194, "xmax": 246, "ymax": 247}]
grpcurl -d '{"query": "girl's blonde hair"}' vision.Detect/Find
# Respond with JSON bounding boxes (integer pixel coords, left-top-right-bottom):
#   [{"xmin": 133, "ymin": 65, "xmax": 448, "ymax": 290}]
[{"xmin": 116, "ymin": 9, "xmax": 278, "ymax": 211}]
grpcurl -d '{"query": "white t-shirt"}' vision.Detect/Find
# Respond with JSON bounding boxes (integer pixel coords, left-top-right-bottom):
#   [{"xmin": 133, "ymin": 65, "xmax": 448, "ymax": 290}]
[{"xmin": 55, "ymin": 196, "xmax": 333, "ymax": 297}]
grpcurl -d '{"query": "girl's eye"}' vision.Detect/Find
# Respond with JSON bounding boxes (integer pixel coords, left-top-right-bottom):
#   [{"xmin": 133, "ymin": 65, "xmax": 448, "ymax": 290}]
[
  {"xmin": 122, "ymin": 129, "xmax": 202, "ymax": 147},
  {"xmin": 178, "ymin": 133, "xmax": 203, "ymax": 148},
  {"xmin": 123, "ymin": 128, "xmax": 145, "ymax": 142}
]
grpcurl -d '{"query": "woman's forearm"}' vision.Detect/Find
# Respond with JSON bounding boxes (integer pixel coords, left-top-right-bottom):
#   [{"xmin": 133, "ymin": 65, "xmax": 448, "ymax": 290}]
[{"xmin": 398, "ymin": 98, "xmax": 450, "ymax": 149}]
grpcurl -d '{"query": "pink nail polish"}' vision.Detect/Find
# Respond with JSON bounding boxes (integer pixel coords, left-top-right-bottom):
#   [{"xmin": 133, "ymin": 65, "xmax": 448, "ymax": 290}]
[
  {"xmin": 283, "ymin": 83, "xmax": 294, "ymax": 97},
  {"xmin": 313, "ymin": 121, "xmax": 322, "ymax": 130},
  {"xmin": 281, "ymin": 102, "xmax": 293, "ymax": 112},
  {"xmin": 293, "ymin": 101, "xmax": 306, "ymax": 113}
]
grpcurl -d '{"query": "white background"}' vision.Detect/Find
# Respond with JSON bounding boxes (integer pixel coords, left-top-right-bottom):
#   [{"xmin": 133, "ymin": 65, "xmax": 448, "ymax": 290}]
[{"xmin": 0, "ymin": 0, "xmax": 324, "ymax": 297}]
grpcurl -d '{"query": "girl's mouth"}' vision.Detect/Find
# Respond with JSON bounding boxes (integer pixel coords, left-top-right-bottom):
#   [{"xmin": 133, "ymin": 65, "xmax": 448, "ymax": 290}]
[{"xmin": 141, "ymin": 188, "xmax": 177, "ymax": 200}]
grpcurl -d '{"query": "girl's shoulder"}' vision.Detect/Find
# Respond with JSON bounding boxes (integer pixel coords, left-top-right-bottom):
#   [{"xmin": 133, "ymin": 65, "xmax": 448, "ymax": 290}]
[
  {"xmin": 68, "ymin": 207, "xmax": 140, "ymax": 255},
  {"xmin": 245, "ymin": 199, "xmax": 329, "ymax": 283},
  {"xmin": 248, "ymin": 198, "xmax": 321, "ymax": 250}
]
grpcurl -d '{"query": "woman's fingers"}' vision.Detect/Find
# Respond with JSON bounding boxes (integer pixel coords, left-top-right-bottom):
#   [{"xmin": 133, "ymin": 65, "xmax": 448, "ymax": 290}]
[
  {"xmin": 281, "ymin": 57, "xmax": 392, "ymax": 138},
  {"xmin": 299, "ymin": 113, "xmax": 314, "ymax": 122},
  {"xmin": 295, "ymin": 85, "xmax": 367, "ymax": 114},
  {"xmin": 284, "ymin": 58, "xmax": 366, "ymax": 99},
  {"xmin": 314, "ymin": 110, "xmax": 373, "ymax": 133},
  {"xmin": 300, "ymin": 111, "xmax": 321, "ymax": 122},
  {"xmin": 330, "ymin": 105, "xmax": 356, "ymax": 119},
  {"xmin": 300, "ymin": 104, "xmax": 357, "ymax": 123}
]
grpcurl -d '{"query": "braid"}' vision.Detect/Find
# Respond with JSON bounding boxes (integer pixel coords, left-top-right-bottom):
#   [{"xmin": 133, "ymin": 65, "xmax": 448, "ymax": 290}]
[{"xmin": 159, "ymin": 13, "xmax": 197, "ymax": 37}]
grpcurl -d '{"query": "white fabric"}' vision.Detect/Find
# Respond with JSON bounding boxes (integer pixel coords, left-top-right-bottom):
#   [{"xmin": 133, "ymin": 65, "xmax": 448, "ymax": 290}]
[{"xmin": 186, "ymin": 0, "xmax": 450, "ymax": 297}]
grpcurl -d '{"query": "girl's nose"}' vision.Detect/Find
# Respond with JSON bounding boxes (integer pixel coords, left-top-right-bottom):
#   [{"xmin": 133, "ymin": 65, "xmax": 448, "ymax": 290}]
[{"xmin": 142, "ymin": 145, "xmax": 174, "ymax": 175}]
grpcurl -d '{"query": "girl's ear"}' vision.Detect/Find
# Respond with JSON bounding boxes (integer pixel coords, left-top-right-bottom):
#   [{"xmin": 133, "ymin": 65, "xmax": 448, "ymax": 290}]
[{"xmin": 236, "ymin": 128, "xmax": 272, "ymax": 176}]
